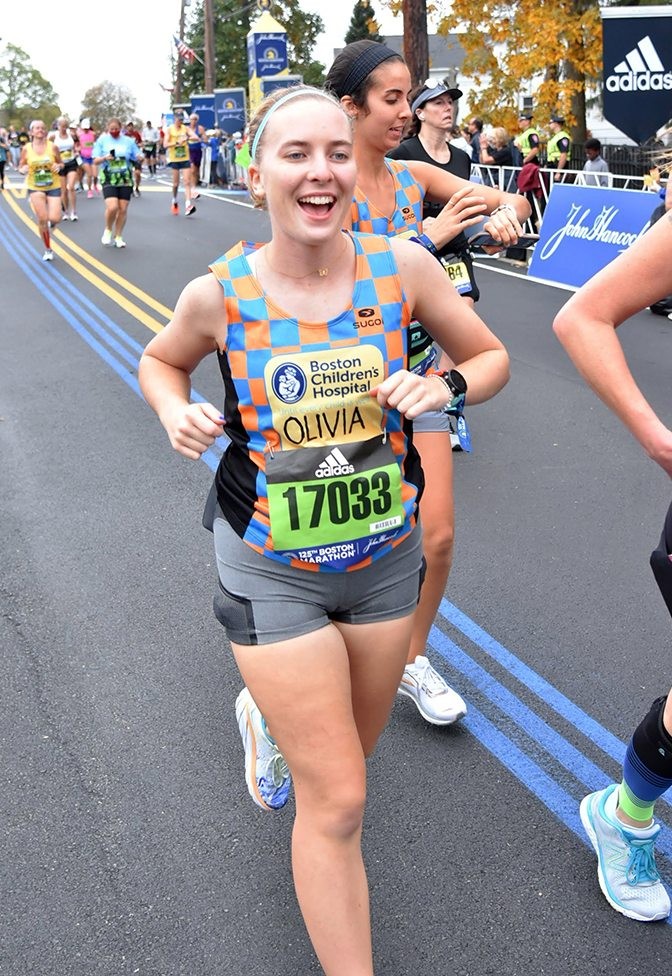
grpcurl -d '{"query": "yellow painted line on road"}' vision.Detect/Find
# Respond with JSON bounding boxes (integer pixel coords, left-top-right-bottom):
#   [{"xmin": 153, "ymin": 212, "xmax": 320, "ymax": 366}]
[{"xmin": 3, "ymin": 187, "xmax": 170, "ymax": 334}]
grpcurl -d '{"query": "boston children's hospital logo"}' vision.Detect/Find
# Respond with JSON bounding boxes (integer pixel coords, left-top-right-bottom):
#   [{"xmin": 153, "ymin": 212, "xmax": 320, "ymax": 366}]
[
  {"xmin": 606, "ymin": 35, "xmax": 672, "ymax": 91},
  {"xmin": 271, "ymin": 363, "xmax": 307, "ymax": 404}
]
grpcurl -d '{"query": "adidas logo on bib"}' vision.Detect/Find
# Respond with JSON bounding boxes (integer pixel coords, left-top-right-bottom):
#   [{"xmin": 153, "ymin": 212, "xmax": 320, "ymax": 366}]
[{"xmin": 315, "ymin": 447, "xmax": 355, "ymax": 478}]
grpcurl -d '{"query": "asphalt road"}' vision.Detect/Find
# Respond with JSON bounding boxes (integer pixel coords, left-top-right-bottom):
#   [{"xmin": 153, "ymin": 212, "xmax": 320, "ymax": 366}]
[{"xmin": 2, "ymin": 173, "xmax": 672, "ymax": 976}]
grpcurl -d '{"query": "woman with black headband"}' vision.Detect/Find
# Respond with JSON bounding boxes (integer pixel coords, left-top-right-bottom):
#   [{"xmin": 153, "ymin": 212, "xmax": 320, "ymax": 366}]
[{"xmin": 325, "ymin": 40, "xmax": 531, "ymax": 728}]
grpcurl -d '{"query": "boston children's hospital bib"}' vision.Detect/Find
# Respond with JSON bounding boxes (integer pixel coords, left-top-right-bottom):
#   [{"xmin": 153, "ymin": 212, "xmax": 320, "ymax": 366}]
[{"xmin": 208, "ymin": 232, "xmax": 423, "ymax": 572}]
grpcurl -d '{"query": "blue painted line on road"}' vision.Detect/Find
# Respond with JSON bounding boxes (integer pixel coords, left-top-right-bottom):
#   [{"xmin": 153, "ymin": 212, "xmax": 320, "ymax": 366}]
[{"xmin": 439, "ymin": 598, "xmax": 626, "ymax": 764}]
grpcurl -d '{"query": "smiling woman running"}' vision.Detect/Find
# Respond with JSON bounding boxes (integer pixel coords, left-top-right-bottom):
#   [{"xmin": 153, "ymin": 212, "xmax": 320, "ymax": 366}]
[{"xmin": 139, "ymin": 86, "xmax": 509, "ymax": 975}]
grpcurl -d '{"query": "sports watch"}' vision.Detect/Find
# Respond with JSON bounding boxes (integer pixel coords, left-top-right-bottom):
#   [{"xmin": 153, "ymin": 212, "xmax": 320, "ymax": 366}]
[{"xmin": 436, "ymin": 369, "xmax": 467, "ymax": 410}]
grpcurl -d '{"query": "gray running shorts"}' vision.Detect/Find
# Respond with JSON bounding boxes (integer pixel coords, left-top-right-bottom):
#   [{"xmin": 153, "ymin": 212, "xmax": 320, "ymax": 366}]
[
  {"xmin": 212, "ymin": 516, "xmax": 424, "ymax": 646},
  {"xmin": 412, "ymin": 408, "xmax": 453, "ymax": 435}
]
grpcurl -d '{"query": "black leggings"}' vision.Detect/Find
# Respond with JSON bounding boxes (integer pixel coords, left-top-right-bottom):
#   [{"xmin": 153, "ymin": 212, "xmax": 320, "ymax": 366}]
[{"xmin": 0, "ymin": 161, "xmax": 5, "ymax": 187}]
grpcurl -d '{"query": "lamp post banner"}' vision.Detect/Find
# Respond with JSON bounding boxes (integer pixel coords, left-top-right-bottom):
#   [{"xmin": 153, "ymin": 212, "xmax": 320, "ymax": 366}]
[{"xmin": 601, "ymin": 6, "xmax": 672, "ymax": 144}]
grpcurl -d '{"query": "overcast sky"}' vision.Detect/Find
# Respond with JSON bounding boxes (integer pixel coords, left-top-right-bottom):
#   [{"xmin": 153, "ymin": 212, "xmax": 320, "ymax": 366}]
[{"xmin": 1, "ymin": 1, "xmax": 406, "ymax": 122}]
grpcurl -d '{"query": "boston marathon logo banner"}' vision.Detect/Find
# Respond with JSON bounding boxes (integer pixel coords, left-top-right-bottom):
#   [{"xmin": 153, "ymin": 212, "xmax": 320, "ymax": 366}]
[{"xmin": 602, "ymin": 5, "xmax": 672, "ymax": 144}]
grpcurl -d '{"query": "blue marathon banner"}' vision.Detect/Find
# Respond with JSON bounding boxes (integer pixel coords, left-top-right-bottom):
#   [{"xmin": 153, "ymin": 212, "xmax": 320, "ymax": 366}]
[
  {"xmin": 601, "ymin": 6, "xmax": 672, "ymax": 144},
  {"xmin": 261, "ymin": 74, "xmax": 303, "ymax": 96},
  {"xmin": 189, "ymin": 94, "xmax": 215, "ymax": 130},
  {"xmin": 247, "ymin": 29, "xmax": 288, "ymax": 78},
  {"xmin": 213, "ymin": 88, "xmax": 247, "ymax": 136},
  {"xmin": 528, "ymin": 185, "xmax": 656, "ymax": 289}
]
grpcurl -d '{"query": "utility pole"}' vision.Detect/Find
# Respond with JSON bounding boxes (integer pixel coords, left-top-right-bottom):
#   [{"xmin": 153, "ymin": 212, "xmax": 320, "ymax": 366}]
[
  {"xmin": 174, "ymin": 0, "xmax": 189, "ymax": 103},
  {"xmin": 402, "ymin": 0, "xmax": 429, "ymax": 89},
  {"xmin": 204, "ymin": 0, "xmax": 216, "ymax": 93}
]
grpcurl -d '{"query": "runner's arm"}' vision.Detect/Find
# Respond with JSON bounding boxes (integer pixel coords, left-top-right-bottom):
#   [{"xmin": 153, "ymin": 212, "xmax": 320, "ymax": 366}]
[
  {"xmin": 139, "ymin": 275, "xmax": 226, "ymax": 460},
  {"xmin": 553, "ymin": 212, "xmax": 672, "ymax": 477}
]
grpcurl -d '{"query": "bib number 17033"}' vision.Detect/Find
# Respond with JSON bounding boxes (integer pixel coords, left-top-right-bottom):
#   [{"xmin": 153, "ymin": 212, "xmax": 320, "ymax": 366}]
[{"xmin": 282, "ymin": 472, "xmax": 392, "ymax": 531}]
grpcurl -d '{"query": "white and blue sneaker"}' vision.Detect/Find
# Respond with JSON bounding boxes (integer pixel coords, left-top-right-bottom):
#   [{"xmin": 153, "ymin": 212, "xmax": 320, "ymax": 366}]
[
  {"xmin": 580, "ymin": 784, "xmax": 671, "ymax": 922},
  {"xmin": 235, "ymin": 687, "xmax": 291, "ymax": 811},
  {"xmin": 397, "ymin": 655, "xmax": 467, "ymax": 725}
]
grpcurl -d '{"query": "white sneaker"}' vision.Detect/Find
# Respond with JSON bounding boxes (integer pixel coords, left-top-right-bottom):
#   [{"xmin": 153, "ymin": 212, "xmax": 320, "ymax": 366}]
[
  {"xmin": 580, "ymin": 785, "xmax": 671, "ymax": 922},
  {"xmin": 69, "ymin": 213, "xmax": 78, "ymax": 221},
  {"xmin": 42, "ymin": 249, "xmax": 54, "ymax": 262},
  {"xmin": 397, "ymin": 655, "xmax": 467, "ymax": 725},
  {"xmin": 235, "ymin": 687, "xmax": 291, "ymax": 811},
  {"xmin": 101, "ymin": 229, "xmax": 113, "ymax": 246},
  {"xmin": 114, "ymin": 236, "xmax": 126, "ymax": 248}
]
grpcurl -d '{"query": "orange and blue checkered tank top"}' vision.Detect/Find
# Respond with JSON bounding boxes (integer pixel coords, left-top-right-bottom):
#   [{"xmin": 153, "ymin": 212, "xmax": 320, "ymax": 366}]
[
  {"xmin": 208, "ymin": 230, "xmax": 423, "ymax": 573},
  {"xmin": 350, "ymin": 158, "xmax": 435, "ymax": 377},
  {"xmin": 349, "ymin": 158, "xmax": 424, "ymax": 238}
]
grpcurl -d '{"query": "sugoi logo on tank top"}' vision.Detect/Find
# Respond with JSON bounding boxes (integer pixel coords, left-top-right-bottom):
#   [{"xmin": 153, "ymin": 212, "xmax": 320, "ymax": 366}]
[
  {"xmin": 354, "ymin": 307, "xmax": 383, "ymax": 330},
  {"xmin": 605, "ymin": 35, "xmax": 672, "ymax": 92},
  {"xmin": 401, "ymin": 206, "xmax": 416, "ymax": 223},
  {"xmin": 271, "ymin": 363, "xmax": 307, "ymax": 404}
]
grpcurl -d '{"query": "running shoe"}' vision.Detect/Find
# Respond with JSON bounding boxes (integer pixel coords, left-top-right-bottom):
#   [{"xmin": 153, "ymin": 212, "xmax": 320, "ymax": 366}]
[
  {"xmin": 94, "ymin": 186, "xmax": 101, "ymax": 195},
  {"xmin": 101, "ymin": 229, "xmax": 113, "ymax": 246},
  {"xmin": 580, "ymin": 784, "xmax": 671, "ymax": 922},
  {"xmin": 397, "ymin": 655, "xmax": 467, "ymax": 725},
  {"xmin": 185, "ymin": 203, "xmax": 196, "ymax": 216},
  {"xmin": 114, "ymin": 236, "xmax": 126, "ymax": 248},
  {"xmin": 171, "ymin": 202, "xmax": 179, "ymax": 215},
  {"xmin": 87, "ymin": 189, "xmax": 94, "ymax": 199},
  {"xmin": 69, "ymin": 213, "xmax": 78, "ymax": 221},
  {"xmin": 235, "ymin": 687, "xmax": 291, "ymax": 811},
  {"xmin": 448, "ymin": 418, "xmax": 462, "ymax": 452},
  {"xmin": 42, "ymin": 249, "xmax": 54, "ymax": 262},
  {"xmin": 192, "ymin": 191, "xmax": 200, "ymax": 201}
]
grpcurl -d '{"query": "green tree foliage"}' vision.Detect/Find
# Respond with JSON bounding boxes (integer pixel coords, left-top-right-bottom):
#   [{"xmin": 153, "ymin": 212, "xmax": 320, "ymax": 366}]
[
  {"xmin": 180, "ymin": 0, "xmax": 326, "ymax": 97},
  {"xmin": 345, "ymin": 1, "xmax": 384, "ymax": 44},
  {"xmin": 0, "ymin": 43, "xmax": 60, "ymax": 128},
  {"xmin": 80, "ymin": 82, "xmax": 138, "ymax": 133}
]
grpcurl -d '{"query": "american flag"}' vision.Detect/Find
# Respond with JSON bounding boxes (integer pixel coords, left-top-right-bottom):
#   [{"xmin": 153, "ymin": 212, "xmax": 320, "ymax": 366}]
[{"xmin": 174, "ymin": 35, "xmax": 196, "ymax": 63}]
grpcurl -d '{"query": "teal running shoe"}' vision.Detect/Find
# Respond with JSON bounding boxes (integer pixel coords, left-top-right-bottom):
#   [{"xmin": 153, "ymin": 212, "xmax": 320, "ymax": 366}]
[
  {"xmin": 580, "ymin": 784, "xmax": 671, "ymax": 922},
  {"xmin": 235, "ymin": 687, "xmax": 291, "ymax": 811}
]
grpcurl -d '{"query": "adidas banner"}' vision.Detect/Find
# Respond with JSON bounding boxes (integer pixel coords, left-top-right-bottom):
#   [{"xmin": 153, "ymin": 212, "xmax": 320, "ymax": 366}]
[{"xmin": 602, "ymin": 6, "xmax": 672, "ymax": 144}]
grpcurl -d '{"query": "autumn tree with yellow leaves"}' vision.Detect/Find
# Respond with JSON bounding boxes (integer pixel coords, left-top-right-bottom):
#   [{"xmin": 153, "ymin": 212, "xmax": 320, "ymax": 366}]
[{"xmin": 381, "ymin": 0, "xmax": 604, "ymax": 141}]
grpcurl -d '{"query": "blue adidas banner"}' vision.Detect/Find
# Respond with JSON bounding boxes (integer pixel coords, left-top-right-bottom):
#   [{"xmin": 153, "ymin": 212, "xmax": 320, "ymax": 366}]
[
  {"xmin": 601, "ymin": 6, "xmax": 672, "ymax": 144},
  {"xmin": 528, "ymin": 184, "xmax": 657, "ymax": 289}
]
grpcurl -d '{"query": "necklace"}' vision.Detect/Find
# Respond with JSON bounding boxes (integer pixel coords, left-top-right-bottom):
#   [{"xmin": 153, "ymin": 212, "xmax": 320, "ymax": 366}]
[{"xmin": 263, "ymin": 237, "xmax": 348, "ymax": 280}]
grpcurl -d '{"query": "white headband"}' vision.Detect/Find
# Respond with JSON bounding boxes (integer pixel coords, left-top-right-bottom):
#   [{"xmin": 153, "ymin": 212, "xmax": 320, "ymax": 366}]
[{"xmin": 251, "ymin": 89, "xmax": 337, "ymax": 162}]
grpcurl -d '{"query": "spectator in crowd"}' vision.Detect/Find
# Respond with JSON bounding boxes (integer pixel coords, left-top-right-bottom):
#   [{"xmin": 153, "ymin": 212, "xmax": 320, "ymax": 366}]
[
  {"xmin": 514, "ymin": 113, "xmax": 542, "ymax": 166},
  {"xmin": 467, "ymin": 116, "xmax": 483, "ymax": 164},
  {"xmin": 0, "ymin": 129, "xmax": 8, "ymax": 189},
  {"xmin": 583, "ymin": 137, "xmax": 610, "ymax": 187},
  {"xmin": 449, "ymin": 125, "xmax": 471, "ymax": 156},
  {"xmin": 478, "ymin": 126, "xmax": 515, "ymax": 190},
  {"xmin": 546, "ymin": 114, "xmax": 572, "ymax": 181}
]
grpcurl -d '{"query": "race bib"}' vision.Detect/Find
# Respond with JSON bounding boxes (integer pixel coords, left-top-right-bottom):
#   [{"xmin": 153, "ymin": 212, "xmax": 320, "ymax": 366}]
[
  {"xmin": 440, "ymin": 255, "xmax": 472, "ymax": 295},
  {"xmin": 263, "ymin": 346, "xmax": 404, "ymax": 567},
  {"xmin": 33, "ymin": 166, "xmax": 52, "ymax": 187},
  {"xmin": 174, "ymin": 143, "xmax": 188, "ymax": 160}
]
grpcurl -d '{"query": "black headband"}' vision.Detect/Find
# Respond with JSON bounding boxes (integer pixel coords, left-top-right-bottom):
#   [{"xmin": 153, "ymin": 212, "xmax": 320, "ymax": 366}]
[{"xmin": 333, "ymin": 44, "xmax": 399, "ymax": 98}]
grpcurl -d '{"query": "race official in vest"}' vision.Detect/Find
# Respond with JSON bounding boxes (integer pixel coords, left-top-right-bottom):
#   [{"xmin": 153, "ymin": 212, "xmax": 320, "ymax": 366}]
[
  {"xmin": 547, "ymin": 114, "xmax": 572, "ymax": 182},
  {"xmin": 514, "ymin": 113, "xmax": 541, "ymax": 165}
]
